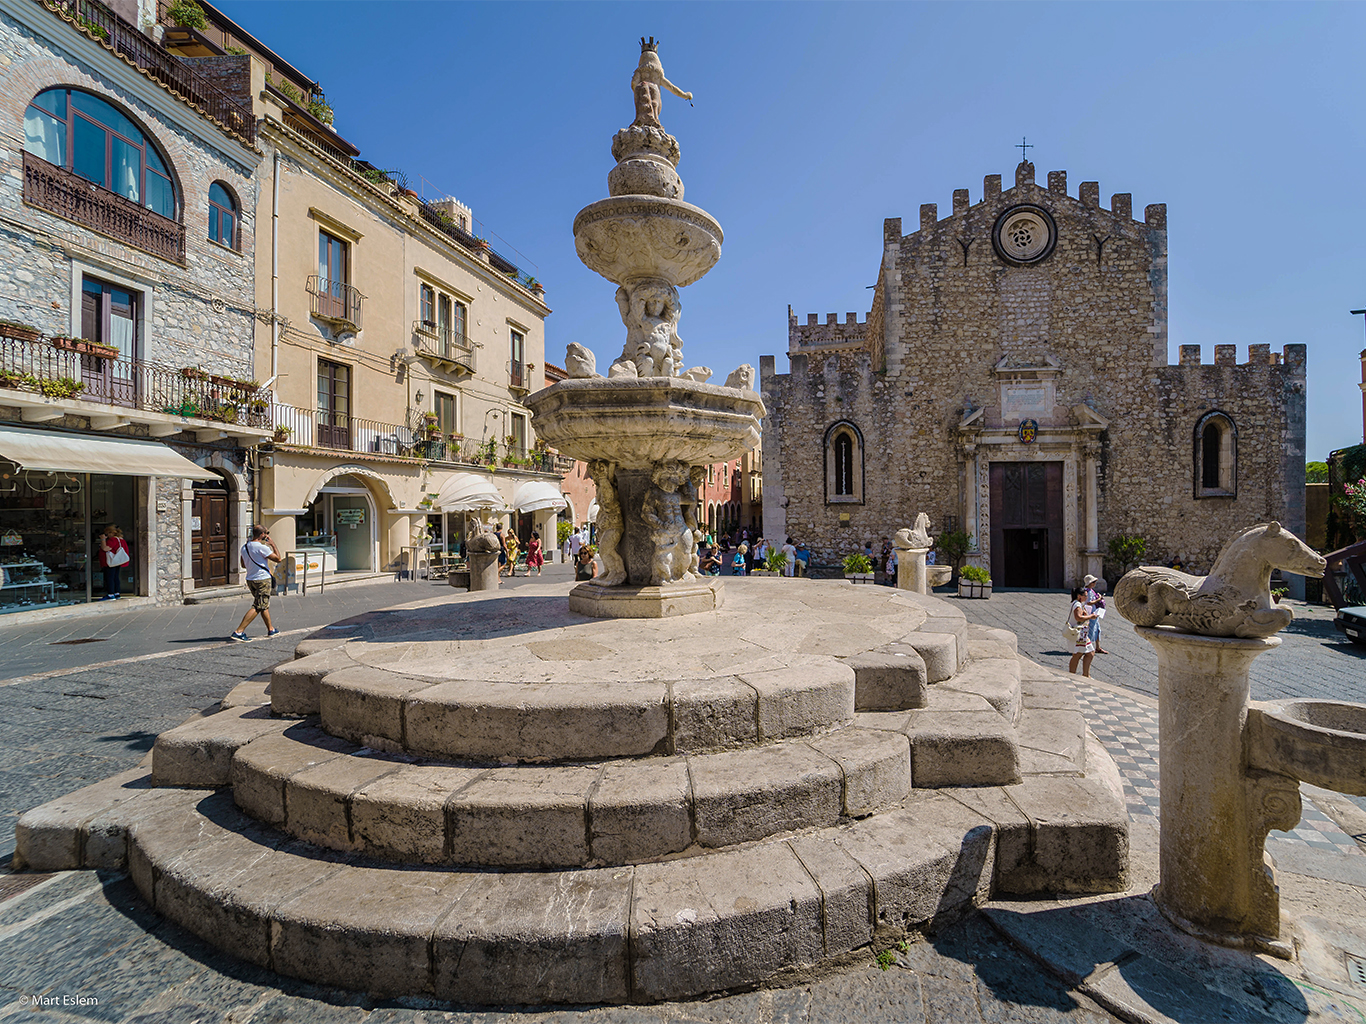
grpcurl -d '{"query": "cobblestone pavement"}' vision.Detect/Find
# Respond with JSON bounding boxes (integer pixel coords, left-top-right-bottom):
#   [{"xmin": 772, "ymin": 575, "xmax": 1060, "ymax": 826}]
[{"xmin": 2, "ymin": 581, "xmax": 1365, "ymax": 1022}]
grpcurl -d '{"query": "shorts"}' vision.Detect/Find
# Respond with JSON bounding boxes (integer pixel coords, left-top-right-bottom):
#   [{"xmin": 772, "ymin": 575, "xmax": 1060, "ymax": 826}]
[{"xmin": 248, "ymin": 578, "xmax": 272, "ymax": 612}]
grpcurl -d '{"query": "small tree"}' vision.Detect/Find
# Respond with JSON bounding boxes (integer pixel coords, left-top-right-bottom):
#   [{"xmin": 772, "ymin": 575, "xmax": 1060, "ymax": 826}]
[
  {"xmin": 1107, "ymin": 534, "xmax": 1148, "ymax": 578},
  {"xmin": 557, "ymin": 520, "xmax": 573, "ymax": 549},
  {"xmin": 935, "ymin": 530, "xmax": 972, "ymax": 580},
  {"xmin": 1306, "ymin": 461, "xmax": 1329, "ymax": 483}
]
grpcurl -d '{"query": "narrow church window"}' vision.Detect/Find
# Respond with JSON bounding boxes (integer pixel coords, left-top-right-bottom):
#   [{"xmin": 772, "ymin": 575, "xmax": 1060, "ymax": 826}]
[
  {"xmin": 1194, "ymin": 412, "xmax": 1236, "ymax": 498},
  {"xmin": 825, "ymin": 422, "xmax": 864, "ymax": 504},
  {"xmin": 835, "ymin": 434, "xmax": 853, "ymax": 495}
]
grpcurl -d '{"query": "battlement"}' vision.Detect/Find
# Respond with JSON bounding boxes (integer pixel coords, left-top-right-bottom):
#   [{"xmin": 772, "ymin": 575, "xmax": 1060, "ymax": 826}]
[
  {"xmin": 1174, "ymin": 343, "xmax": 1306, "ymax": 369},
  {"xmin": 788, "ymin": 305, "xmax": 870, "ymax": 353},
  {"xmin": 892, "ymin": 163, "xmax": 1166, "ymax": 236}
]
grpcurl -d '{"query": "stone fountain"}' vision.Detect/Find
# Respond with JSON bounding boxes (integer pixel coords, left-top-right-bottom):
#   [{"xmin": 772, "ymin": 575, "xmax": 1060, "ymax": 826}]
[
  {"xmin": 526, "ymin": 36, "xmax": 763, "ymax": 619},
  {"xmin": 1115, "ymin": 522, "xmax": 1366, "ymax": 956},
  {"xmin": 11, "ymin": 43, "xmax": 1134, "ymax": 1007}
]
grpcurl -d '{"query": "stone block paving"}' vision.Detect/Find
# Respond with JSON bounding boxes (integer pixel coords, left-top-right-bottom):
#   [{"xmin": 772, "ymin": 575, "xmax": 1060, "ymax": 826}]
[{"xmin": 3, "ymin": 580, "xmax": 1366, "ymax": 1022}]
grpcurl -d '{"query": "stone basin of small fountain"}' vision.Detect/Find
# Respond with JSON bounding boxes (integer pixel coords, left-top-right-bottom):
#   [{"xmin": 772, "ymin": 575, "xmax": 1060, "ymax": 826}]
[{"xmin": 1248, "ymin": 699, "xmax": 1366, "ymax": 796}]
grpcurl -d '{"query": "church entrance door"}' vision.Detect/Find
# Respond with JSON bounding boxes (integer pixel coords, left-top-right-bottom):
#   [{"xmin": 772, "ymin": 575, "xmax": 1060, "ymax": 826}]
[{"xmin": 989, "ymin": 462, "xmax": 1064, "ymax": 588}]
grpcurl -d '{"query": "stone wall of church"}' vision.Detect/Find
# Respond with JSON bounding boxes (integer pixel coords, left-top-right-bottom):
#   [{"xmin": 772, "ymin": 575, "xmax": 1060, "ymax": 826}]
[{"xmin": 762, "ymin": 162, "xmax": 1306, "ymax": 583}]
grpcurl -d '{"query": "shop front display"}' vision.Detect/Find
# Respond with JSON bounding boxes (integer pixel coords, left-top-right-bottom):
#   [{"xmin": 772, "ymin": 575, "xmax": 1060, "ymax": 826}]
[{"xmin": 296, "ymin": 475, "xmax": 376, "ymax": 575}]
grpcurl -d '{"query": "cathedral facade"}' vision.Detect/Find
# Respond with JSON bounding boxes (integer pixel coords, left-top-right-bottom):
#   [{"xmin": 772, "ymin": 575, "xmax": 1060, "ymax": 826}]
[{"xmin": 760, "ymin": 161, "xmax": 1307, "ymax": 593}]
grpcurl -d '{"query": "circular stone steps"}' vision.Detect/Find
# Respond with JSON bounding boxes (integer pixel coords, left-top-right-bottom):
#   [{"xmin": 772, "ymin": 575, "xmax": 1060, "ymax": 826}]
[
  {"xmin": 230, "ymin": 720, "xmax": 912, "ymax": 867},
  {"xmin": 313, "ymin": 657, "xmax": 856, "ymax": 763}
]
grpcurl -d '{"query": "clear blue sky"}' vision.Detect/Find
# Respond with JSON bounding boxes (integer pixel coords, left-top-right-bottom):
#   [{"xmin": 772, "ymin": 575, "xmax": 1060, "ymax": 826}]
[{"xmin": 221, "ymin": 0, "xmax": 1366, "ymax": 462}]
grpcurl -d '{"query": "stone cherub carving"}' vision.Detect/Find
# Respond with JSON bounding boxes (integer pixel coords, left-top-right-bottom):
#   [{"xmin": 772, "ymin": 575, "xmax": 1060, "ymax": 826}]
[
  {"xmin": 612, "ymin": 280, "xmax": 683, "ymax": 378},
  {"xmin": 642, "ymin": 460, "xmax": 692, "ymax": 585},
  {"xmin": 682, "ymin": 466, "xmax": 705, "ymax": 575},
  {"xmin": 587, "ymin": 460, "xmax": 628, "ymax": 585},
  {"xmin": 1113, "ymin": 522, "xmax": 1326, "ymax": 639},
  {"xmin": 632, "ymin": 37, "xmax": 692, "ymax": 129}
]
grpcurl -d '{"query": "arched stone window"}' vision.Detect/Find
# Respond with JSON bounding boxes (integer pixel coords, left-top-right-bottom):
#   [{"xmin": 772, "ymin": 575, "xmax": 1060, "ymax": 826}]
[
  {"xmin": 24, "ymin": 88, "xmax": 177, "ymax": 218},
  {"xmin": 1194, "ymin": 411, "xmax": 1237, "ymax": 498},
  {"xmin": 209, "ymin": 181, "xmax": 239, "ymax": 249},
  {"xmin": 824, "ymin": 421, "xmax": 864, "ymax": 504}
]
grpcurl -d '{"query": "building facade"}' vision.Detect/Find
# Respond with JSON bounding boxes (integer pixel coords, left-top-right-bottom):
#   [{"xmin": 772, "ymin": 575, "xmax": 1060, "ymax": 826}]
[
  {"xmin": 152, "ymin": 1, "xmax": 558, "ymax": 578},
  {"xmin": 762, "ymin": 161, "xmax": 1307, "ymax": 592},
  {"xmin": 0, "ymin": 0, "xmax": 267, "ymax": 616}
]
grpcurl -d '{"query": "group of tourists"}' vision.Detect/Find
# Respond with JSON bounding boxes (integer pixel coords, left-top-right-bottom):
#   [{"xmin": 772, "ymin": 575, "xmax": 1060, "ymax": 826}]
[
  {"xmin": 709, "ymin": 530, "xmax": 807, "ymax": 577},
  {"xmin": 1066, "ymin": 573, "xmax": 1109, "ymax": 676}
]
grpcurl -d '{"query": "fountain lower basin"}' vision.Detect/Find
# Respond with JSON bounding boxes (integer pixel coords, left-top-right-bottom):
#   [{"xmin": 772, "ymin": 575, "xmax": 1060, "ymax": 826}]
[{"xmin": 1248, "ymin": 699, "xmax": 1366, "ymax": 796}]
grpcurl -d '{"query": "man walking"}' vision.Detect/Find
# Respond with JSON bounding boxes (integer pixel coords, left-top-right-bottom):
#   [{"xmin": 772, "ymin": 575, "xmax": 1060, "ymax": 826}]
[
  {"xmin": 231, "ymin": 525, "xmax": 283, "ymax": 642},
  {"xmin": 569, "ymin": 527, "xmax": 584, "ymax": 563}
]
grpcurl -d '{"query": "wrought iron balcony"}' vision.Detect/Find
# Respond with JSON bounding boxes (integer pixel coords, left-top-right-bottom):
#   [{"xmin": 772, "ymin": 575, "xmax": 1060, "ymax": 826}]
[
  {"xmin": 37, "ymin": 0, "xmax": 256, "ymax": 145},
  {"xmin": 508, "ymin": 360, "xmax": 532, "ymax": 393},
  {"xmin": 24, "ymin": 153, "xmax": 185, "ymax": 264},
  {"xmin": 0, "ymin": 332, "xmax": 270, "ymax": 430},
  {"xmin": 307, "ymin": 277, "xmax": 363, "ymax": 331},
  {"xmin": 412, "ymin": 323, "xmax": 476, "ymax": 374}
]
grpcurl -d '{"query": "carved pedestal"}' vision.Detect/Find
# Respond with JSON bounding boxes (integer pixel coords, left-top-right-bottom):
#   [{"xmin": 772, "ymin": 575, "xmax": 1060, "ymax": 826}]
[
  {"xmin": 1136, "ymin": 627, "xmax": 1297, "ymax": 957},
  {"xmin": 467, "ymin": 552, "xmax": 500, "ymax": 592},
  {"xmin": 897, "ymin": 548, "xmax": 929, "ymax": 594}
]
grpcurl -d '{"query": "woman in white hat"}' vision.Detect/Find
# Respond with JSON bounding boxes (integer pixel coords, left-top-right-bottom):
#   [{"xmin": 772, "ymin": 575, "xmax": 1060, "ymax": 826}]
[{"xmin": 1082, "ymin": 574, "xmax": 1108, "ymax": 654}]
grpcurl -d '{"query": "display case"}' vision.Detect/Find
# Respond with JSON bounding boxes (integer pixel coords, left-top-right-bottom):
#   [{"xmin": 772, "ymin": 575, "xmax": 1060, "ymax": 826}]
[{"xmin": 0, "ymin": 557, "xmax": 57, "ymax": 607}]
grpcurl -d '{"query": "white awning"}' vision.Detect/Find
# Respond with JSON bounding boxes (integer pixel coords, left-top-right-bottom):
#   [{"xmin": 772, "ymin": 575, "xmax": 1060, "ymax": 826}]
[
  {"xmin": 512, "ymin": 480, "xmax": 567, "ymax": 514},
  {"xmin": 434, "ymin": 472, "xmax": 508, "ymax": 512},
  {"xmin": 586, "ymin": 499, "xmax": 600, "ymax": 523},
  {"xmin": 0, "ymin": 425, "xmax": 218, "ymax": 480}
]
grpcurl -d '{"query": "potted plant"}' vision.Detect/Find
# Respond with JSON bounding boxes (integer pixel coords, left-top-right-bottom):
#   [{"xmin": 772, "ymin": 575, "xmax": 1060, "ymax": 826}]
[
  {"xmin": 167, "ymin": 0, "xmax": 208, "ymax": 29},
  {"xmin": 1271, "ymin": 586, "xmax": 1289, "ymax": 604},
  {"xmin": 958, "ymin": 564, "xmax": 992, "ymax": 599},
  {"xmin": 754, "ymin": 548, "xmax": 787, "ymax": 576},
  {"xmin": 935, "ymin": 529, "xmax": 972, "ymax": 582},
  {"xmin": 273, "ymin": 425, "xmax": 293, "ymax": 442},
  {"xmin": 181, "ymin": 366, "xmax": 209, "ymax": 381},
  {"xmin": 422, "ymin": 412, "xmax": 441, "ymax": 437},
  {"xmin": 0, "ymin": 319, "xmax": 42, "ymax": 343},
  {"xmin": 843, "ymin": 552, "xmax": 874, "ymax": 583}
]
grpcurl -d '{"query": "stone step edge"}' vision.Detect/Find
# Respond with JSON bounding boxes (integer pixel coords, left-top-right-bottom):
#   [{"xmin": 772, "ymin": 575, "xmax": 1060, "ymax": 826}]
[
  {"xmin": 229, "ymin": 723, "xmax": 913, "ymax": 869},
  {"xmin": 105, "ymin": 756, "xmax": 1127, "ymax": 1006}
]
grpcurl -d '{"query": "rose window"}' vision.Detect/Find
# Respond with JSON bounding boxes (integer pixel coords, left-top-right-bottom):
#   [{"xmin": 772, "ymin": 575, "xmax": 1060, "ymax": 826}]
[{"xmin": 992, "ymin": 205, "xmax": 1057, "ymax": 264}]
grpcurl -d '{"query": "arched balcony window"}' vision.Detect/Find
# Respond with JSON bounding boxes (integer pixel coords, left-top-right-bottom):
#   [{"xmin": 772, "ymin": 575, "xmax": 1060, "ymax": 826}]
[{"xmin": 208, "ymin": 182, "xmax": 239, "ymax": 249}]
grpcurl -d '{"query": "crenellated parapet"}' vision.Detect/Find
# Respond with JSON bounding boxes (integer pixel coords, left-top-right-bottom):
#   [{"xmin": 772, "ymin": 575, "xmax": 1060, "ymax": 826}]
[{"xmin": 787, "ymin": 305, "xmax": 874, "ymax": 356}]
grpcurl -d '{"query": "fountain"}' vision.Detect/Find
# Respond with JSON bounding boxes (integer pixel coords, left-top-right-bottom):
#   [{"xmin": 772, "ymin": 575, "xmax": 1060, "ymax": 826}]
[
  {"xmin": 526, "ymin": 36, "xmax": 763, "ymax": 619},
  {"xmin": 11, "ymin": 42, "xmax": 1133, "ymax": 1007},
  {"xmin": 1115, "ymin": 522, "xmax": 1366, "ymax": 956}
]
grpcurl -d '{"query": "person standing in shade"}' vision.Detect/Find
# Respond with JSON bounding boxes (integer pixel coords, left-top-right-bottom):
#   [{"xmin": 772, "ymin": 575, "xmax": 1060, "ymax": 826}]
[
  {"xmin": 231, "ymin": 525, "xmax": 282, "ymax": 641},
  {"xmin": 97, "ymin": 524, "xmax": 130, "ymax": 600}
]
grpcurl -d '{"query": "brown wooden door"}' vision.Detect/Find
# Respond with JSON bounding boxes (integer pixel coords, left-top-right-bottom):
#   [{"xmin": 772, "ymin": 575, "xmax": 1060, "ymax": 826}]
[
  {"xmin": 989, "ymin": 462, "xmax": 1064, "ymax": 588},
  {"xmin": 191, "ymin": 490, "xmax": 229, "ymax": 588}
]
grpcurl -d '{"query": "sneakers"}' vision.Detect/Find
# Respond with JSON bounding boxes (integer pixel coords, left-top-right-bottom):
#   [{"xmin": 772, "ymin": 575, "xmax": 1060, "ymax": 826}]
[
  {"xmin": 229, "ymin": 631, "xmax": 250, "ymax": 642},
  {"xmin": 266, "ymin": 629, "xmax": 281, "ymax": 638}
]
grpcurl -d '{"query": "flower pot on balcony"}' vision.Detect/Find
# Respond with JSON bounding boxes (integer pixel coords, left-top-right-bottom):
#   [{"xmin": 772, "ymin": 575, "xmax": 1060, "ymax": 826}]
[
  {"xmin": 273, "ymin": 427, "xmax": 292, "ymax": 442},
  {"xmin": 0, "ymin": 321, "xmax": 42, "ymax": 343},
  {"xmin": 85, "ymin": 343, "xmax": 119, "ymax": 360},
  {"xmin": 51, "ymin": 336, "xmax": 84, "ymax": 352}
]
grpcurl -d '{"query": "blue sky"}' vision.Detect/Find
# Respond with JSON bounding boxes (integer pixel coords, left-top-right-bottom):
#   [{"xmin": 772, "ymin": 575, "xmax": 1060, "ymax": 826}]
[{"xmin": 221, "ymin": 0, "xmax": 1366, "ymax": 462}]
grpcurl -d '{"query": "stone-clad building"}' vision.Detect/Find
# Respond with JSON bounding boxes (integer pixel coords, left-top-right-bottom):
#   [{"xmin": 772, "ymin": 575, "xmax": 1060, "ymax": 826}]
[
  {"xmin": 0, "ymin": 0, "xmax": 266, "ymax": 617},
  {"xmin": 761, "ymin": 161, "xmax": 1307, "ymax": 594}
]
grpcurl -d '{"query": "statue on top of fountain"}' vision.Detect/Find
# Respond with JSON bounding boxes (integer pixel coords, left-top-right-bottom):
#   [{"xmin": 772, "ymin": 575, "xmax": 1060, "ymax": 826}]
[{"xmin": 632, "ymin": 37, "xmax": 692, "ymax": 129}]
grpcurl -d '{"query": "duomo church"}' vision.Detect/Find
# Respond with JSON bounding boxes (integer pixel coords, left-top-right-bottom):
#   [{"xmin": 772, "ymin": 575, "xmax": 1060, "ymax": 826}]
[{"xmin": 760, "ymin": 160, "xmax": 1307, "ymax": 594}]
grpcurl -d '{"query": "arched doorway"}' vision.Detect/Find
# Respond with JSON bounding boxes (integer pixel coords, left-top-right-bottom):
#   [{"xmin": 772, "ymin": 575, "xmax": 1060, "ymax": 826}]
[{"xmin": 300, "ymin": 473, "xmax": 379, "ymax": 573}]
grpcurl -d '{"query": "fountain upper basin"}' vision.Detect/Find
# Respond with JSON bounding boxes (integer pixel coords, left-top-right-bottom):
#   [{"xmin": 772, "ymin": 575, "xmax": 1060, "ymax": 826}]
[
  {"xmin": 573, "ymin": 196, "xmax": 723, "ymax": 287},
  {"xmin": 525, "ymin": 377, "xmax": 764, "ymax": 468},
  {"xmin": 1248, "ymin": 699, "xmax": 1366, "ymax": 797}
]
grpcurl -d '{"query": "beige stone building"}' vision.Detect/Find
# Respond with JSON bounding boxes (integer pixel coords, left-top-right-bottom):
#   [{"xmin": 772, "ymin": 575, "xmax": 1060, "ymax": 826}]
[
  {"xmin": 762, "ymin": 161, "xmax": 1307, "ymax": 594},
  {"xmin": 155, "ymin": 2, "xmax": 559, "ymax": 579}
]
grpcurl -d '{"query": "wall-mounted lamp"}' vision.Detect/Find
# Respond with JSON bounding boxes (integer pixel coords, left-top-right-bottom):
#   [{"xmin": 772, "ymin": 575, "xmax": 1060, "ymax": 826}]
[{"xmin": 414, "ymin": 389, "xmax": 424, "ymax": 405}]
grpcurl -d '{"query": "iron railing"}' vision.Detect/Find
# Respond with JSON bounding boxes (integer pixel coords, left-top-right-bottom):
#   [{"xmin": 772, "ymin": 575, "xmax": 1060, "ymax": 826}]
[
  {"xmin": 24, "ymin": 153, "xmax": 185, "ymax": 264},
  {"xmin": 509, "ymin": 360, "xmax": 531, "ymax": 392},
  {"xmin": 267, "ymin": 408, "xmax": 557, "ymax": 472},
  {"xmin": 412, "ymin": 323, "xmax": 476, "ymax": 373},
  {"xmin": 38, "ymin": 0, "xmax": 256, "ymax": 145},
  {"xmin": 0, "ymin": 334, "xmax": 269, "ymax": 427},
  {"xmin": 307, "ymin": 276, "xmax": 363, "ymax": 330}
]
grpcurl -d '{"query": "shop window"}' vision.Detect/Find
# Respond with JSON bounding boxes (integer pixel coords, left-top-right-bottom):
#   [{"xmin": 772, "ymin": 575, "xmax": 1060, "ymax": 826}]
[
  {"xmin": 1194, "ymin": 411, "xmax": 1236, "ymax": 498},
  {"xmin": 24, "ymin": 88, "xmax": 177, "ymax": 219},
  {"xmin": 825, "ymin": 421, "xmax": 864, "ymax": 503},
  {"xmin": 208, "ymin": 182, "xmax": 238, "ymax": 249}
]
